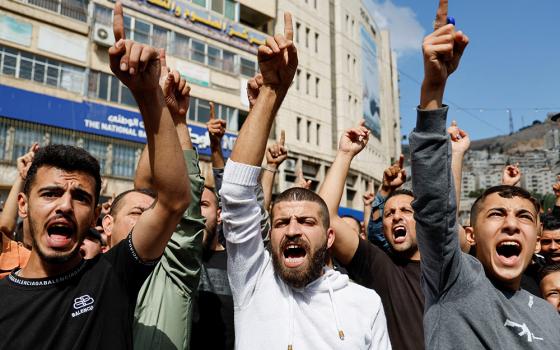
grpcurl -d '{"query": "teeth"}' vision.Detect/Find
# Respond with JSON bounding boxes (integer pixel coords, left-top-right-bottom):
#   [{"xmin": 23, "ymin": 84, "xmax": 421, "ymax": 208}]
[{"xmin": 499, "ymin": 241, "xmax": 519, "ymax": 247}]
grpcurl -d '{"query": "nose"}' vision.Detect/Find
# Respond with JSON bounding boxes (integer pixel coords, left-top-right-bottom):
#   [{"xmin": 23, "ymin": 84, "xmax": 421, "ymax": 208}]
[
  {"xmin": 392, "ymin": 210, "xmax": 403, "ymax": 223},
  {"xmin": 55, "ymin": 191, "xmax": 74, "ymax": 215},
  {"xmin": 551, "ymin": 240, "xmax": 559, "ymax": 251},
  {"xmin": 286, "ymin": 217, "xmax": 301, "ymax": 238},
  {"xmin": 501, "ymin": 213, "xmax": 520, "ymax": 235}
]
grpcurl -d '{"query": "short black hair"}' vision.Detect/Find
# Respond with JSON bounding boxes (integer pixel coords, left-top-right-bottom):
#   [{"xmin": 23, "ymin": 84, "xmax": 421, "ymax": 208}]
[
  {"xmin": 470, "ymin": 185, "xmax": 540, "ymax": 227},
  {"xmin": 540, "ymin": 263, "xmax": 560, "ymax": 280},
  {"xmin": 385, "ymin": 189, "xmax": 414, "ymax": 204},
  {"xmin": 542, "ymin": 214, "xmax": 560, "ymax": 231},
  {"xmin": 24, "ymin": 144, "xmax": 102, "ymax": 204},
  {"xmin": 271, "ymin": 187, "xmax": 330, "ymax": 229},
  {"xmin": 109, "ymin": 188, "xmax": 157, "ymax": 216}
]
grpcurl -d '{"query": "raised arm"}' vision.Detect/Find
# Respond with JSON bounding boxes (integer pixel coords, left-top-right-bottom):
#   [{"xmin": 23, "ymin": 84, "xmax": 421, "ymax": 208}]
[
  {"xmin": 362, "ymin": 181, "xmax": 375, "ymax": 230},
  {"xmin": 553, "ymin": 176, "xmax": 560, "ymax": 217},
  {"xmin": 0, "ymin": 144, "xmax": 37, "ymax": 236},
  {"xmin": 262, "ymin": 129, "xmax": 288, "ymax": 209},
  {"xmin": 318, "ymin": 122, "xmax": 369, "ymax": 265},
  {"xmin": 448, "ymin": 120, "xmax": 470, "ymax": 212},
  {"xmin": 411, "ymin": 0, "xmax": 469, "ymax": 305},
  {"xmin": 221, "ymin": 13, "xmax": 297, "ymax": 307},
  {"xmin": 501, "ymin": 163, "xmax": 521, "ymax": 187},
  {"xmin": 110, "ymin": 2, "xmax": 190, "ymax": 261}
]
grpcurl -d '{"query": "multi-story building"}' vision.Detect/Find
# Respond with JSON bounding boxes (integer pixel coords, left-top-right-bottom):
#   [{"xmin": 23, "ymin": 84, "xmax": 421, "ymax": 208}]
[{"xmin": 0, "ymin": 0, "xmax": 401, "ymax": 218}]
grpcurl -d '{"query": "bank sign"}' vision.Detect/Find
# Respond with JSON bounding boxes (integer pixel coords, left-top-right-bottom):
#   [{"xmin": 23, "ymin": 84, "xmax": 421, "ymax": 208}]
[
  {"xmin": 0, "ymin": 84, "xmax": 236, "ymax": 157},
  {"xmin": 120, "ymin": 0, "xmax": 266, "ymax": 54}
]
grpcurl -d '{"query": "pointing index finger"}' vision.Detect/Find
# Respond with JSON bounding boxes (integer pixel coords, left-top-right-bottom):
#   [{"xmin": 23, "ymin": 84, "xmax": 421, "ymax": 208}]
[
  {"xmin": 209, "ymin": 102, "xmax": 215, "ymax": 120},
  {"xmin": 113, "ymin": 1, "xmax": 125, "ymax": 42},
  {"xmin": 435, "ymin": 0, "xmax": 449, "ymax": 30},
  {"xmin": 398, "ymin": 154, "xmax": 404, "ymax": 169},
  {"xmin": 284, "ymin": 12, "xmax": 293, "ymax": 42},
  {"xmin": 280, "ymin": 130, "xmax": 285, "ymax": 145}
]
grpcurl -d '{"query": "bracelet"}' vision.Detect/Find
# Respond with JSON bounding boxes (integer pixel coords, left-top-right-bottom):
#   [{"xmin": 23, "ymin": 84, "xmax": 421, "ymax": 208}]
[{"xmin": 263, "ymin": 166, "xmax": 278, "ymax": 173}]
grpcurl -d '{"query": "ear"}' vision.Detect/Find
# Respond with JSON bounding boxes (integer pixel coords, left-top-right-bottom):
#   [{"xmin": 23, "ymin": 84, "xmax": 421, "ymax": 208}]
[
  {"xmin": 217, "ymin": 207, "xmax": 222, "ymax": 225},
  {"xmin": 102, "ymin": 215, "xmax": 114, "ymax": 248},
  {"xmin": 326, "ymin": 227, "xmax": 335, "ymax": 249},
  {"xmin": 18, "ymin": 193, "xmax": 28, "ymax": 218},
  {"xmin": 465, "ymin": 226, "xmax": 476, "ymax": 246},
  {"xmin": 534, "ymin": 237, "xmax": 541, "ymax": 254}
]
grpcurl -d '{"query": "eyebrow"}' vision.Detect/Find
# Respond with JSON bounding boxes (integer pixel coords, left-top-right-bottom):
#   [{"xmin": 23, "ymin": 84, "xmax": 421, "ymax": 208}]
[{"xmin": 39, "ymin": 185, "xmax": 94, "ymax": 203}]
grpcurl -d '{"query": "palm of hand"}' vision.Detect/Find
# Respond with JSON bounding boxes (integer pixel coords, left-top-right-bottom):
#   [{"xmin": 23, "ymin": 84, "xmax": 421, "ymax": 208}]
[
  {"xmin": 339, "ymin": 135, "xmax": 365, "ymax": 155},
  {"xmin": 259, "ymin": 52, "xmax": 295, "ymax": 88}
]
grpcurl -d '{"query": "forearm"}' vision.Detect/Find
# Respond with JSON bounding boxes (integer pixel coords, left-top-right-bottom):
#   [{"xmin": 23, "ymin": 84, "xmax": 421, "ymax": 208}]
[
  {"xmin": 420, "ymin": 81, "xmax": 445, "ymax": 110},
  {"xmin": 451, "ymin": 151, "xmax": 464, "ymax": 218},
  {"xmin": 175, "ymin": 121, "xmax": 193, "ymax": 150},
  {"xmin": 134, "ymin": 146, "xmax": 152, "ymax": 190},
  {"xmin": 137, "ymin": 91, "xmax": 190, "ymax": 208},
  {"xmin": 230, "ymin": 87, "xmax": 284, "ymax": 166},
  {"xmin": 318, "ymin": 151, "xmax": 353, "ymax": 215},
  {"xmin": 363, "ymin": 204, "xmax": 372, "ymax": 230},
  {"xmin": 261, "ymin": 167, "xmax": 276, "ymax": 210},
  {"xmin": 211, "ymin": 144, "xmax": 225, "ymax": 169},
  {"xmin": 410, "ymin": 106, "xmax": 461, "ymax": 303},
  {"xmin": 0, "ymin": 177, "xmax": 23, "ymax": 235}
]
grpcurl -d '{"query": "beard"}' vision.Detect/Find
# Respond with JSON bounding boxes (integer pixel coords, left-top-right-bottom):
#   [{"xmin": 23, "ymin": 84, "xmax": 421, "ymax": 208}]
[
  {"xmin": 271, "ymin": 236, "xmax": 328, "ymax": 289},
  {"xmin": 29, "ymin": 211, "xmax": 82, "ymax": 264}
]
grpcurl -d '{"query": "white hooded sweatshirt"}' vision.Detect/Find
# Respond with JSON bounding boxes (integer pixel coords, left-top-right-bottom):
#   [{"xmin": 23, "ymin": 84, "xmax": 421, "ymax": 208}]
[{"xmin": 221, "ymin": 160, "xmax": 391, "ymax": 350}]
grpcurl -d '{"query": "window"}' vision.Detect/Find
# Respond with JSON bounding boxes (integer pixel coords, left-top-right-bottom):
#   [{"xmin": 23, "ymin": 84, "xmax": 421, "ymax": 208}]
[
  {"xmin": 12, "ymin": 127, "xmax": 42, "ymax": 162},
  {"xmin": 83, "ymin": 139, "xmax": 108, "ymax": 174},
  {"xmin": 305, "ymin": 27, "xmax": 310, "ymax": 48},
  {"xmin": 133, "ymin": 18, "xmax": 151, "ymax": 44},
  {"xmin": 314, "ymin": 33, "xmax": 319, "ymax": 53},
  {"xmin": 27, "ymin": 0, "xmax": 88, "ymax": 22},
  {"xmin": 112, "ymin": 143, "xmax": 137, "ymax": 178},
  {"xmin": 224, "ymin": 0, "xmax": 236, "ymax": 21},
  {"xmin": 240, "ymin": 57, "xmax": 256, "ymax": 77},
  {"xmin": 172, "ymin": 33, "xmax": 190, "ymax": 58},
  {"xmin": 94, "ymin": 5, "xmax": 112, "ymax": 25},
  {"xmin": 296, "ymin": 117, "xmax": 301, "ymax": 140},
  {"xmin": 88, "ymin": 70, "xmax": 136, "ymax": 107},
  {"xmin": 315, "ymin": 77, "xmax": 320, "ymax": 98},
  {"xmin": 347, "ymin": 54, "xmax": 350, "ymax": 71},
  {"xmin": 207, "ymin": 46, "xmax": 221, "ymax": 69},
  {"xmin": 346, "ymin": 189, "xmax": 356, "ymax": 207},
  {"xmin": 192, "ymin": 0, "xmax": 206, "ymax": 7},
  {"xmin": 353, "ymin": 58, "xmax": 356, "ymax": 77},
  {"xmin": 295, "ymin": 22, "xmax": 300, "ymax": 43},
  {"xmin": 345, "ymin": 14, "xmax": 349, "ymax": 32},
  {"xmin": 0, "ymin": 46, "xmax": 85, "ymax": 94},
  {"xmin": 211, "ymin": 0, "xmax": 224, "ymax": 14},
  {"xmin": 316, "ymin": 124, "xmax": 320, "ymax": 145},
  {"xmin": 191, "ymin": 39, "xmax": 206, "ymax": 64},
  {"xmin": 306, "ymin": 121, "xmax": 311, "ymax": 143},
  {"xmin": 222, "ymin": 50, "xmax": 235, "ymax": 73},
  {"xmin": 306, "ymin": 73, "xmax": 310, "ymax": 94},
  {"xmin": 296, "ymin": 69, "xmax": 301, "ymax": 90},
  {"xmin": 187, "ymin": 97, "xmax": 239, "ymax": 129},
  {"xmin": 152, "ymin": 26, "xmax": 169, "ymax": 51}
]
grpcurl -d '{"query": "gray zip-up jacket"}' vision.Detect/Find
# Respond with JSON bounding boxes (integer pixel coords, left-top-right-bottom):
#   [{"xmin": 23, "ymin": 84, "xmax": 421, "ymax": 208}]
[{"xmin": 410, "ymin": 106, "xmax": 560, "ymax": 350}]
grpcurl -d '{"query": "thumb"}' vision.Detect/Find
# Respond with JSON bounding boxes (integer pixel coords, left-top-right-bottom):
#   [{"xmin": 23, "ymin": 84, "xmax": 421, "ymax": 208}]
[
  {"xmin": 163, "ymin": 72, "xmax": 173, "ymax": 95},
  {"xmin": 159, "ymin": 48, "xmax": 167, "ymax": 71}
]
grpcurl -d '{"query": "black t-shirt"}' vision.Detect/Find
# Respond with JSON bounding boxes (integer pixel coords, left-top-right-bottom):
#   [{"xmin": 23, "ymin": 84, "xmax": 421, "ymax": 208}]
[
  {"xmin": 345, "ymin": 238, "xmax": 424, "ymax": 350},
  {"xmin": 191, "ymin": 249, "xmax": 234, "ymax": 350},
  {"xmin": 0, "ymin": 234, "xmax": 155, "ymax": 350}
]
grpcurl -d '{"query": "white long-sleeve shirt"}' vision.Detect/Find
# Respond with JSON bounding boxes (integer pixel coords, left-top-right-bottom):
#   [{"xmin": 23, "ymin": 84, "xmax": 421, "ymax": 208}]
[{"xmin": 221, "ymin": 160, "xmax": 391, "ymax": 349}]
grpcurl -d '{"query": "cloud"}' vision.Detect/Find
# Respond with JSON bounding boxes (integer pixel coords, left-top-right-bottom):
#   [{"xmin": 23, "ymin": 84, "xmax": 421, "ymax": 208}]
[{"xmin": 363, "ymin": 0, "xmax": 425, "ymax": 56}]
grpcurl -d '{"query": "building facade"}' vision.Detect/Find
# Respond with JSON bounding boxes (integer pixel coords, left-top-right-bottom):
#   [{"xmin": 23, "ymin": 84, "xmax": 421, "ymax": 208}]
[{"xmin": 0, "ymin": 0, "xmax": 401, "ymax": 218}]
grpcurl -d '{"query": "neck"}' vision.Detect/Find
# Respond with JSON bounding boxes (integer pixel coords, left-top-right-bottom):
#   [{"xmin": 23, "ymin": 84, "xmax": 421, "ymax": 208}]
[
  {"xmin": 210, "ymin": 235, "xmax": 225, "ymax": 251},
  {"xmin": 19, "ymin": 251, "xmax": 83, "ymax": 279}
]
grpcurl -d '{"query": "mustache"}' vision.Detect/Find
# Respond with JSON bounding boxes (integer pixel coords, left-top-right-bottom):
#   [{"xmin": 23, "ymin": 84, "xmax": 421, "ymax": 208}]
[
  {"xmin": 45, "ymin": 213, "xmax": 77, "ymax": 230},
  {"xmin": 280, "ymin": 236, "xmax": 310, "ymax": 251}
]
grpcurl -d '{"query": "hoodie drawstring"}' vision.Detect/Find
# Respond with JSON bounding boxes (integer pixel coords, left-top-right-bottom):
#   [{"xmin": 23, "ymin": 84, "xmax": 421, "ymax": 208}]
[
  {"xmin": 327, "ymin": 277, "xmax": 345, "ymax": 341},
  {"xmin": 288, "ymin": 289, "xmax": 294, "ymax": 350}
]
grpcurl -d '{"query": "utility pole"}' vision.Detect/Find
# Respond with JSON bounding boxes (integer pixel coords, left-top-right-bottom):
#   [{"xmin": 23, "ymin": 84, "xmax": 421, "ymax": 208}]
[{"xmin": 508, "ymin": 108, "xmax": 514, "ymax": 135}]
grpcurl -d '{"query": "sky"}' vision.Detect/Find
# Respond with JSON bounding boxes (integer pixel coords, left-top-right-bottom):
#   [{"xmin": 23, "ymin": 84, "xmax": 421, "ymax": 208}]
[{"xmin": 364, "ymin": 0, "xmax": 560, "ymax": 141}]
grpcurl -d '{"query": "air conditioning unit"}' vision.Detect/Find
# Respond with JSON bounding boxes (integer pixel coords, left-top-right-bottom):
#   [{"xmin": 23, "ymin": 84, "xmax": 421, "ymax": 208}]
[
  {"xmin": 93, "ymin": 23, "xmax": 113, "ymax": 47},
  {"xmin": 284, "ymin": 158, "xmax": 296, "ymax": 173}
]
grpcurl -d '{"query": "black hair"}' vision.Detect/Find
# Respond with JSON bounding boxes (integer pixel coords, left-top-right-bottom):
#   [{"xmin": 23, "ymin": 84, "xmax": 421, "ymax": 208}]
[
  {"xmin": 470, "ymin": 185, "xmax": 540, "ymax": 227},
  {"xmin": 385, "ymin": 189, "xmax": 414, "ymax": 204},
  {"xmin": 542, "ymin": 214, "xmax": 560, "ymax": 231},
  {"xmin": 540, "ymin": 263, "xmax": 560, "ymax": 280},
  {"xmin": 109, "ymin": 188, "xmax": 157, "ymax": 216},
  {"xmin": 271, "ymin": 187, "xmax": 330, "ymax": 229},
  {"xmin": 24, "ymin": 144, "xmax": 102, "ymax": 204}
]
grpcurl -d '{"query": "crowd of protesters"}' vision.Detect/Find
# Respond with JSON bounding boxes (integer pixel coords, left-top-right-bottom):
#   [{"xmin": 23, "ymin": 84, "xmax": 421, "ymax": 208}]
[{"xmin": 0, "ymin": 0, "xmax": 559, "ymax": 349}]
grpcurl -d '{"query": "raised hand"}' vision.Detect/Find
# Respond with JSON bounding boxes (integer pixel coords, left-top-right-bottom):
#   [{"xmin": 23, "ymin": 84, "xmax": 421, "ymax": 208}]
[
  {"xmin": 447, "ymin": 120, "xmax": 470, "ymax": 155},
  {"xmin": 553, "ymin": 175, "xmax": 560, "ymax": 197},
  {"xmin": 338, "ymin": 120, "xmax": 369, "ymax": 157},
  {"xmin": 266, "ymin": 130, "xmax": 288, "ymax": 167},
  {"xmin": 207, "ymin": 102, "xmax": 227, "ymax": 145},
  {"xmin": 421, "ymin": 0, "xmax": 468, "ymax": 109},
  {"xmin": 108, "ymin": 1, "xmax": 160, "ymax": 94},
  {"xmin": 294, "ymin": 167, "xmax": 312, "ymax": 190},
  {"xmin": 158, "ymin": 49, "xmax": 191, "ymax": 121},
  {"xmin": 502, "ymin": 163, "xmax": 521, "ymax": 186},
  {"xmin": 17, "ymin": 143, "xmax": 39, "ymax": 180},
  {"xmin": 247, "ymin": 73, "xmax": 263, "ymax": 111},
  {"xmin": 363, "ymin": 181, "xmax": 376, "ymax": 206},
  {"xmin": 382, "ymin": 154, "xmax": 406, "ymax": 194},
  {"xmin": 257, "ymin": 13, "xmax": 298, "ymax": 92}
]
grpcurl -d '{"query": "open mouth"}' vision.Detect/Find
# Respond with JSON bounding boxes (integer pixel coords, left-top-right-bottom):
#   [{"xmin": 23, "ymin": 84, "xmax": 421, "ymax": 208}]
[
  {"xmin": 392, "ymin": 226, "xmax": 407, "ymax": 244},
  {"xmin": 282, "ymin": 244, "xmax": 307, "ymax": 268},
  {"xmin": 496, "ymin": 241, "xmax": 522, "ymax": 266},
  {"xmin": 46, "ymin": 220, "xmax": 76, "ymax": 249}
]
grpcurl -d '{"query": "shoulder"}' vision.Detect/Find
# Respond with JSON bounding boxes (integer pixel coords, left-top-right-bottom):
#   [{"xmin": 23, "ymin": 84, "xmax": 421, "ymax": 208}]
[{"xmin": 345, "ymin": 280, "xmax": 383, "ymax": 306}]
